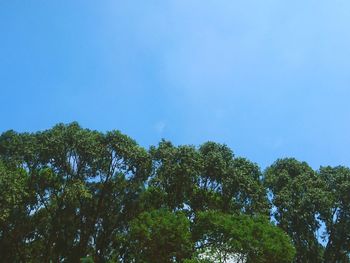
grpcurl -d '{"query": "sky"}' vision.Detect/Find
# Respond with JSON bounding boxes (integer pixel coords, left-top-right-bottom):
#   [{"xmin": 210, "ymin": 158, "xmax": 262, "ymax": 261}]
[{"xmin": 1, "ymin": 0, "xmax": 350, "ymax": 169}]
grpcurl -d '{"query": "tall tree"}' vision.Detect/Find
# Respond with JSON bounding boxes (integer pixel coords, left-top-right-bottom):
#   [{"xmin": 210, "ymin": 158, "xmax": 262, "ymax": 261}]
[
  {"xmin": 265, "ymin": 158, "xmax": 327, "ymax": 263},
  {"xmin": 194, "ymin": 142, "xmax": 268, "ymax": 215},
  {"xmin": 149, "ymin": 140, "xmax": 202, "ymax": 211},
  {"xmin": 0, "ymin": 123, "xmax": 151, "ymax": 262},
  {"xmin": 318, "ymin": 166, "xmax": 350, "ymax": 262}
]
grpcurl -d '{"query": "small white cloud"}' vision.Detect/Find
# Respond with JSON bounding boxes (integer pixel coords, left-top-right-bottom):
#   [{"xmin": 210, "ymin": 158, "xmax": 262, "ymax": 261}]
[{"xmin": 154, "ymin": 121, "xmax": 166, "ymax": 134}]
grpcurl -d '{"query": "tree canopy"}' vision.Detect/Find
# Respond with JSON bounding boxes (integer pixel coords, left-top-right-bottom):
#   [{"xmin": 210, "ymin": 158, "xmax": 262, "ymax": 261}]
[{"xmin": 0, "ymin": 123, "xmax": 349, "ymax": 262}]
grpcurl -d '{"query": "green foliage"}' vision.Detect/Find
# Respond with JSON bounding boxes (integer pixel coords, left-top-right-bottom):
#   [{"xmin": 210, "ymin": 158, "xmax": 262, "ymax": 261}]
[
  {"xmin": 150, "ymin": 140, "xmax": 202, "ymax": 210},
  {"xmin": 0, "ymin": 123, "xmax": 349, "ymax": 262},
  {"xmin": 81, "ymin": 257, "xmax": 94, "ymax": 263},
  {"xmin": 0, "ymin": 162, "xmax": 30, "ymax": 261},
  {"xmin": 0, "ymin": 123, "xmax": 151, "ymax": 262},
  {"xmin": 193, "ymin": 211, "xmax": 295, "ymax": 263},
  {"xmin": 0, "ymin": 162, "xmax": 28, "ymax": 223},
  {"xmin": 318, "ymin": 166, "xmax": 350, "ymax": 263},
  {"xmin": 265, "ymin": 158, "xmax": 329, "ymax": 262},
  {"xmin": 150, "ymin": 140, "xmax": 269, "ymax": 216},
  {"xmin": 126, "ymin": 209, "xmax": 193, "ymax": 262}
]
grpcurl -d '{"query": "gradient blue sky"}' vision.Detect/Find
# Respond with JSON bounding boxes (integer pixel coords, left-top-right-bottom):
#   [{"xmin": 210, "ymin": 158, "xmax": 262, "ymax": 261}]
[{"xmin": 1, "ymin": 0, "xmax": 350, "ymax": 169}]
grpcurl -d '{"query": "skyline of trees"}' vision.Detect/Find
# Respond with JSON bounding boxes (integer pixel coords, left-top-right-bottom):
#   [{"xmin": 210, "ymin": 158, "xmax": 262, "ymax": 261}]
[{"xmin": 0, "ymin": 122, "xmax": 349, "ymax": 262}]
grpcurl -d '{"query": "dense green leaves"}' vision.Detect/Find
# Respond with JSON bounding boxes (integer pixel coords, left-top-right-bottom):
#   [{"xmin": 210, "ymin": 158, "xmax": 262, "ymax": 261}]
[
  {"xmin": 0, "ymin": 123, "xmax": 151, "ymax": 262},
  {"xmin": 0, "ymin": 163, "xmax": 30, "ymax": 261},
  {"xmin": 318, "ymin": 166, "xmax": 350, "ymax": 263},
  {"xmin": 0, "ymin": 123, "xmax": 349, "ymax": 262},
  {"xmin": 126, "ymin": 209, "xmax": 193, "ymax": 262},
  {"xmin": 192, "ymin": 211, "xmax": 295, "ymax": 263},
  {"xmin": 265, "ymin": 158, "xmax": 327, "ymax": 263}
]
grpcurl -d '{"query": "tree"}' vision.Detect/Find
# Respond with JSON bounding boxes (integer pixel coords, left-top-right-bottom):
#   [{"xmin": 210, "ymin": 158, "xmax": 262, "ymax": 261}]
[
  {"xmin": 149, "ymin": 140, "xmax": 202, "ymax": 211},
  {"xmin": 0, "ymin": 162, "xmax": 30, "ymax": 262},
  {"xmin": 149, "ymin": 141, "xmax": 269, "ymax": 216},
  {"xmin": 318, "ymin": 166, "xmax": 350, "ymax": 262},
  {"xmin": 192, "ymin": 211, "xmax": 295, "ymax": 263},
  {"xmin": 0, "ymin": 123, "xmax": 308, "ymax": 262},
  {"xmin": 0, "ymin": 123, "xmax": 151, "ymax": 262},
  {"xmin": 265, "ymin": 158, "xmax": 327, "ymax": 263},
  {"xmin": 125, "ymin": 209, "xmax": 193, "ymax": 262}
]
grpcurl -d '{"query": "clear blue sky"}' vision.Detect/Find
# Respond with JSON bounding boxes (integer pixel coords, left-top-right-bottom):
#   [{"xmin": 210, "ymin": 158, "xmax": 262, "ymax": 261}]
[{"xmin": 1, "ymin": 0, "xmax": 350, "ymax": 169}]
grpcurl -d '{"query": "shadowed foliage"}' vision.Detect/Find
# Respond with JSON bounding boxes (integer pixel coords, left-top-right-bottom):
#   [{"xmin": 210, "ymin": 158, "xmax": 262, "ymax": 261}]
[{"xmin": 0, "ymin": 123, "xmax": 348, "ymax": 262}]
